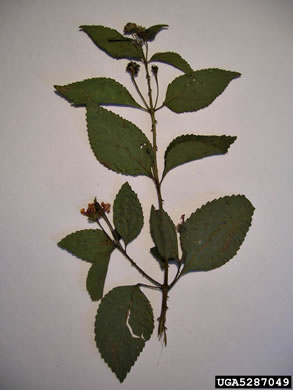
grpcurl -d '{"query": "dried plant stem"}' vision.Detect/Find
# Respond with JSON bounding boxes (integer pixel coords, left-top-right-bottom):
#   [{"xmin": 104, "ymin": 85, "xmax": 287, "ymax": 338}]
[
  {"xmin": 97, "ymin": 209, "xmax": 162, "ymax": 288},
  {"xmin": 143, "ymin": 46, "xmax": 169, "ymax": 344}
]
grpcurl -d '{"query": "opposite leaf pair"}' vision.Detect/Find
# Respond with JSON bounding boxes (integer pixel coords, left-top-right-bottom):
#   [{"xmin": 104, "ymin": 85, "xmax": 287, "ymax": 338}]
[{"xmin": 58, "ymin": 185, "xmax": 254, "ymax": 382}]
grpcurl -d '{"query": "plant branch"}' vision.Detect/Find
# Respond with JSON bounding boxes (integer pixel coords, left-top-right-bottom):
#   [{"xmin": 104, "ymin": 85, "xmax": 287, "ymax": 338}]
[
  {"xmin": 152, "ymin": 68, "xmax": 160, "ymax": 109},
  {"xmin": 158, "ymin": 258, "xmax": 169, "ymax": 345},
  {"xmin": 116, "ymin": 242, "xmax": 162, "ymax": 287},
  {"xmin": 94, "ymin": 199, "xmax": 116, "ymax": 236},
  {"xmin": 154, "ymin": 80, "xmax": 159, "ymax": 110},
  {"xmin": 143, "ymin": 44, "xmax": 169, "ymax": 345},
  {"xmin": 131, "ymin": 75, "xmax": 149, "ymax": 110},
  {"xmin": 96, "ymin": 219, "xmax": 114, "ymax": 243},
  {"xmin": 142, "ymin": 45, "xmax": 163, "ymax": 210},
  {"xmin": 137, "ymin": 283, "xmax": 161, "ymax": 291},
  {"xmin": 168, "ymin": 262, "xmax": 183, "ymax": 290},
  {"xmin": 95, "ymin": 200, "xmax": 162, "ymax": 288},
  {"xmin": 154, "ymin": 103, "xmax": 165, "ymax": 112}
]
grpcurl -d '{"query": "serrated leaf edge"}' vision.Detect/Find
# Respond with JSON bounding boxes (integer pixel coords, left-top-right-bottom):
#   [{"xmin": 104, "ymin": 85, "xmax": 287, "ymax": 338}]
[
  {"xmin": 163, "ymin": 134, "xmax": 237, "ymax": 177},
  {"xmin": 86, "ymin": 103, "xmax": 154, "ymax": 177},
  {"xmin": 95, "ymin": 285, "xmax": 154, "ymax": 382},
  {"xmin": 150, "ymin": 206, "xmax": 179, "ymax": 260},
  {"xmin": 149, "ymin": 51, "xmax": 192, "ymax": 73},
  {"xmin": 86, "ymin": 252, "xmax": 112, "ymax": 301},
  {"xmin": 79, "ymin": 25, "xmax": 143, "ymax": 60},
  {"xmin": 54, "ymin": 77, "xmax": 142, "ymax": 108},
  {"xmin": 144, "ymin": 24, "xmax": 168, "ymax": 42},
  {"xmin": 113, "ymin": 182, "xmax": 144, "ymax": 244},
  {"xmin": 58, "ymin": 228, "xmax": 113, "ymax": 262},
  {"xmin": 164, "ymin": 68, "xmax": 241, "ymax": 113},
  {"xmin": 184, "ymin": 194, "xmax": 255, "ymax": 225},
  {"xmin": 181, "ymin": 194, "xmax": 255, "ymax": 273}
]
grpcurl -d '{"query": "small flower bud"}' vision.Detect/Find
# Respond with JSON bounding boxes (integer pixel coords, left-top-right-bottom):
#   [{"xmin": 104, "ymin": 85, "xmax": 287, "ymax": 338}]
[
  {"xmin": 123, "ymin": 23, "xmax": 147, "ymax": 41},
  {"xmin": 126, "ymin": 61, "xmax": 140, "ymax": 77},
  {"xmin": 123, "ymin": 23, "xmax": 138, "ymax": 35},
  {"xmin": 80, "ymin": 202, "xmax": 98, "ymax": 221},
  {"xmin": 151, "ymin": 65, "xmax": 158, "ymax": 77},
  {"xmin": 100, "ymin": 202, "xmax": 111, "ymax": 214}
]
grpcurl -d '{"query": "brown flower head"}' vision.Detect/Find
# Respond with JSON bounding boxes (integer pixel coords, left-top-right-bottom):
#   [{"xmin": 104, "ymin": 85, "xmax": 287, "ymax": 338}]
[
  {"xmin": 80, "ymin": 200, "xmax": 110, "ymax": 221},
  {"xmin": 126, "ymin": 61, "xmax": 140, "ymax": 77},
  {"xmin": 123, "ymin": 23, "xmax": 147, "ymax": 41},
  {"xmin": 123, "ymin": 22, "xmax": 138, "ymax": 35}
]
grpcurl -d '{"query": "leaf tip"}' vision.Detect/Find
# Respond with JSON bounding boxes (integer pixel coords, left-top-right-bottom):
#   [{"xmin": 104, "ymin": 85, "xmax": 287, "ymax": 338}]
[
  {"xmin": 53, "ymin": 84, "xmax": 62, "ymax": 93},
  {"xmin": 232, "ymin": 71, "xmax": 241, "ymax": 80},
  {"xmin": 57, "ymin": 237, "xmax": 65, "ymax": 249},
  {"xmin": 226, "ymin": 135, "xmax": 237, "ymax": 149}
]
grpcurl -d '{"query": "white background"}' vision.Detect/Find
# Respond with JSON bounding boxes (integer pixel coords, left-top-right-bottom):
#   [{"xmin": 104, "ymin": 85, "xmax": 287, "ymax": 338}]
[{"xmin": 1, "ymin": 0, "xmax": 293, "ymax": 389}]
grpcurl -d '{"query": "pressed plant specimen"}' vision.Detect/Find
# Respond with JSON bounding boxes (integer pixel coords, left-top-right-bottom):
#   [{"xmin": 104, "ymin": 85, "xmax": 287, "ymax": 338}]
[{"xmin": 55, "ymin": 22, "xmax": 254, "ymax": 382}]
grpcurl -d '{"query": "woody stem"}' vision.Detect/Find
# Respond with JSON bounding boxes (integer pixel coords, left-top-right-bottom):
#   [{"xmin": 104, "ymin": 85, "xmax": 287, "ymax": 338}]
[{"xmin": 143, "ymin": 44, "xmax": 168, "ymax": 344}]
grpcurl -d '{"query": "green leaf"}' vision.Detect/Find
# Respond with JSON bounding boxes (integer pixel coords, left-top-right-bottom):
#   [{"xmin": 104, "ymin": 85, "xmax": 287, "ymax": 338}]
[
  {"xmin": 86, "ymin": 251, "xmax": 112, "ymax": 301},
  {"xmin": 95, "ymin": 285, "xmax": 154, "ymax": 382},
  {"xmin": 58, "ymin": 230, "xmax": 114, "ymax": 300},
  {"xmin": 150, "ymin": 206, "xmax": 178, "ymax": 261},
  {"xmin": 164, "ymin": 68, "xmax": 241, "ymax": 113},
  {"xmin": 58, "ymin": 229, "xmax": 114, "ymax": 263},
  {"xmin": 179, "ymin": 195, "xmax": 254, "ymax": 274},
  {"xmin": 86, "ymin": 102, "xmax": 154, "ymax": 177},
  {"xmin": 144, "ymin": 24, "xmax": 168, "ymax": 41},
  {"xmin": 150, "ymin": 246, "xmax": 178, "ymax": 269},
  {"xmin": 163, "ymin": 134, "xmax": 236, "ymax": 177},
  {"xmin": 80, "ymin": 25, "xmax": 143, "ymax": 60},
  {"xmin": 54, "ymin": 78, "xmax": 141, "ymax": 108},
  {"xmin": 113, "ymin": 182, "xmax": 144, "ymax": 245},
  {"xmin": 149, "ymin": 51, "xmax": 192, "ymax": 73},
  {"xmin": 150, "ymin": 246, "xmax": 164, "ymax": 269}
]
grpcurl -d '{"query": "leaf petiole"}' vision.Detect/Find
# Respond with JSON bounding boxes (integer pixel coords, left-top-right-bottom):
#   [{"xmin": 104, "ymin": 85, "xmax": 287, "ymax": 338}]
[
  {"xmin": 130, "ymin": 74, "xmax": 149, "ymax": 110},
  {"xmin": 116, "ymin": 244, "xmax": 162, "ymax": 288},
  {"xmin": 137, "ymin": 283, "xmax": 161, "ymax": 291}
]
